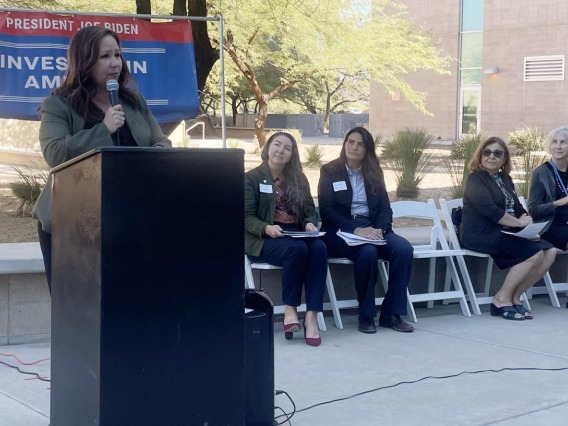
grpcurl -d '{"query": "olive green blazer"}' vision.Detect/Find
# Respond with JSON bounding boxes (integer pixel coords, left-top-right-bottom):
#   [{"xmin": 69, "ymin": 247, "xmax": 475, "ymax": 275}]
[
  {"xmin": 244, "ymin": 162, "xmax": 318, "ymax": 256},
  {"xmin": 33, "ymin": 93, "xmax": 171, "ymax": 233}
]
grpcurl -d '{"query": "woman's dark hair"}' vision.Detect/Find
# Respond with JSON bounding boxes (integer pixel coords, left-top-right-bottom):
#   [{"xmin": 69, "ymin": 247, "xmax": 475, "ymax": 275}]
[
  {"xmin": 261, "ymin": 132, "xmax": 311, "ymax": 218},
  {"xmin": 469, "ymin": 136, "xmax": 512, "ymax": 175},
  {"xmin": 55, "ymin": 26, "xmax": 138, "ymax": 120},
  {"xmin": 340, "ymin": 127, "xmax": 383, "ymax": 194}
]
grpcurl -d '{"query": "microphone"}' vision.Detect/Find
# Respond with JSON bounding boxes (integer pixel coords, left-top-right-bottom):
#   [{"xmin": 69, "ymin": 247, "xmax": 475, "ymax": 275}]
[{"xmin": 106, "ymin": 79, "xmax": 120, "ymax": 146}]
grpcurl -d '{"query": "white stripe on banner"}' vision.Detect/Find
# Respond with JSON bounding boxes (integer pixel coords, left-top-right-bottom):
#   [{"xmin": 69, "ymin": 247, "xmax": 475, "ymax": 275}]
[
  {"xmin": 0, "ymin": 96, "xmax": 46, "ymax": 102},
  {"xmin": 121, "ymin": 47, "xmax": 166, "ymax": 54},
  {"xmin": 146, "ymin": 100, "xmax": 169, "ymax": 105},
  {"xmin": 0, "ymin": 41, "xmax": 68, "ymax": 49}
]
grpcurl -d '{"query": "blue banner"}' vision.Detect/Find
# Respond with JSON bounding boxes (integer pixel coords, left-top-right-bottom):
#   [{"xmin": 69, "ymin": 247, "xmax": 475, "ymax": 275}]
[{"xmin": 0, "ymin": 11, "xmax": 199, "ymax": 122}]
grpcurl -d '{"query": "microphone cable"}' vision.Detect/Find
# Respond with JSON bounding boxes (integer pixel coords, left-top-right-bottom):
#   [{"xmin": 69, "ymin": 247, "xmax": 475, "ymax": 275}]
[{"xmin": 274, "ymin": 366, "xmax": 568, "ymax": 424}]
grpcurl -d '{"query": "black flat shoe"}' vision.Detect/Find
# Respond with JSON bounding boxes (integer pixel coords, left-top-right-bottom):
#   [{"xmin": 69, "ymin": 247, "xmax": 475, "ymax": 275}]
[
  {"xmin": 358, "ymin": 315, "xmax": 377, "ymax": 334},
  {"xmin": 490, "ymin": 303, "xmax": 524, "ymax": 320},
  {"xmin": 513, "ymin": 304, "xmax": 533, "ymax": 320},
  {"xmin": 379, "ymin": 314, "xmax": 415, "ymax": 332}
]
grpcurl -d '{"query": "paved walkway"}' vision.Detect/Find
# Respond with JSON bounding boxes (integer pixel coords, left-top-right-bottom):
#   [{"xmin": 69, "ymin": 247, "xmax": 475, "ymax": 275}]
[{"xmin": 1, "ymin": 297, "xmax": 567, "ymax": 425}]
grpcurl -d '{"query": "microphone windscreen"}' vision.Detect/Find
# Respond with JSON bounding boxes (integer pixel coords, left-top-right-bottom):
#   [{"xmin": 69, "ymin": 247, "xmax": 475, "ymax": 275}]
[{"xmin": 106, "ymin": 79, "xmax": 119, "ymax": 92}]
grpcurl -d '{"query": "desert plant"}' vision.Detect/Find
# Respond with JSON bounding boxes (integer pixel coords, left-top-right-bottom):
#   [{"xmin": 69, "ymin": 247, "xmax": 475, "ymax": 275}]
[
  {"xmin": 9, "ymin": 162, "xmax": 48, "ymax": 217},
  {"xmin": 227, "ymin": 138, "xmax": 240, "ymax": 149},
  {"xmin": 374, "ymin": 134, "xmax": 385, "ymax": 151},
  {"xmin": 445, "ymin": 133, "xmax": 483, "ymax": 198},
  {"xmin": 304, "ymin": 144, "xmax": 324, "ymax": 168},
  {"xmin": 508, "ymin": 125, "xmax": 545, "ymax": 156},
  {"xmin": 515, "ymin": 150, "xmax": 547, "ymax": 198},
  {"xmin": 381, "ymin": 128, "xmax": 433, "ymax": 199}
]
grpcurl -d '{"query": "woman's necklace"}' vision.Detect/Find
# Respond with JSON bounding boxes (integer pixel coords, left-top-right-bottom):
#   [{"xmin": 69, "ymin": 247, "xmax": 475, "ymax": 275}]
[{"xmin": 549, "ymin": 160, "xmax": 568, "ymax": 196}]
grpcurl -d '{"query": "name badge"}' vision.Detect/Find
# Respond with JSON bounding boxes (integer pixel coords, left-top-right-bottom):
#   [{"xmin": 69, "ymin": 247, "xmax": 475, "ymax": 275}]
[
  {"xmin": 259, "ymin": 183, "xmax": 273, "ymax": 193},
  {"xmin": 333, "ymin": 181, "xmax": 348, "ymax": 192}
]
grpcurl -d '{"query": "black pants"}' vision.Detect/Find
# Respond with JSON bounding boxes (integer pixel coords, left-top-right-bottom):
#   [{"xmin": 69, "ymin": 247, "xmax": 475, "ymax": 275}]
[{"xmin": 37, "ymin": 221, "xmax": 52, "ymax": 294}]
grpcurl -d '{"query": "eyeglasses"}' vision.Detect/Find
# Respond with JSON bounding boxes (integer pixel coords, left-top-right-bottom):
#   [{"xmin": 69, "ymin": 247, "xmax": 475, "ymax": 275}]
[{"xmin": 481, "ymin": 148, "xmax": 505, "ymax": 159}]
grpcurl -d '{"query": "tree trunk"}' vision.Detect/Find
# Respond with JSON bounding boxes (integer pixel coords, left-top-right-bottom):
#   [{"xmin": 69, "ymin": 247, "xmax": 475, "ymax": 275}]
[
  {"xmin": 187, "ymin": 0, "xmax": 219, "ymax": 93},
  {"xmin": 136, "ymin": 0, "xmax": 151, "ymax": 14},
  {"xmin": 254, "ymin": 94, "xmax": 269, "ymax": 148}
]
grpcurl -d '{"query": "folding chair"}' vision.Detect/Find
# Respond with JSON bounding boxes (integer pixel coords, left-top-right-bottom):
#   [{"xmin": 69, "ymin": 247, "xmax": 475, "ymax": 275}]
[
  {"xmin": 244, "ymin": 256, "xmax": 343, "ymax": 331},
  {"xmin": 390, "ymin": 199, "xmax": 471, "ymax": 319},
  {"xmin": 439, "ymin": 198, "xmax": 494, "ymax": 315},
  {"xmin": 326, "ymin": 257, "xmax": 417, "ymax": 323},
  {"xmin": 519, "ymin": 197, "xmax": 568, "ymax": 307}
]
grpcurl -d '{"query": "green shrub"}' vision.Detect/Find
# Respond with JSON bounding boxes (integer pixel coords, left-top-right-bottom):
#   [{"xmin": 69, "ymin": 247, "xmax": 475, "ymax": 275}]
[
  {"xmin": 445, "ymin": 133, "xmax": 483, "ymax": 198},
  {"xmin": 227, "ymin": 138, "xmax": 240, "ymax": 148},
  {"xmin": 382, "ymin": 128, "xmax": 433, "ymax": 199},
  {"xmin": 450, "ymin": 133, "xmax": 484, "ymax": 160},
  {"xmin": 9, "ymin": 162, "xmax": 48, "ymax": 217},
  {"xmin": 515, "ymin": 151, "xmax": 547, "ymax": 198},
  {"xmin": 508, "ymin": 125, "xmax": 545, "ymax": 155},
  {"xmin": 304, "ymin": 144, "xmax": 324, "ymax": 168}
]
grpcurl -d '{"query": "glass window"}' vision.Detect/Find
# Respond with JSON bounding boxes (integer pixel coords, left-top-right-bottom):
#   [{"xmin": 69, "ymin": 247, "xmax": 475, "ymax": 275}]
[
  {"xmin": 461, "ymin": 90, "xmax": 479, "ymax": 134},
  {"xmin": 462, "ymin": 0, "xmax": 484, "ymax": 32},
  {"xmin": 461, "ymin": 32, "xmax": 483, "ymax": 68},
  {"xmin": 460, "ymin": 69, "xmax": 482, "ymax": 85}
]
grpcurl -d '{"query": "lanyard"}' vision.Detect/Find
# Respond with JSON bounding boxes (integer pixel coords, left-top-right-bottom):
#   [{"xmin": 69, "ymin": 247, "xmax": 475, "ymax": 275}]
[{"xmin": 549, "ymin": 160, "xmax": 568, "ymax": 196}]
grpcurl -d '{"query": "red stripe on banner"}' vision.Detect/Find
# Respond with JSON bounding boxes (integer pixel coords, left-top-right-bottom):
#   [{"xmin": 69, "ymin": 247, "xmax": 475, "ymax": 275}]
[{"xmin": 0, "ymin": 11, "xmax": 192, "ymax": 43}]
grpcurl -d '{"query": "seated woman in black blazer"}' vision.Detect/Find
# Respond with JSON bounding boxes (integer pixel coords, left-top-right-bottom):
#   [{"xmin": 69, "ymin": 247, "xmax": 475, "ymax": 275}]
[
  {"xmin": 318, "ymin": 127, "xmax": 414, "ymax": 334},
  {"xmin": 461, "ymin": 136, "xmax": 556, "ymax": 320}
]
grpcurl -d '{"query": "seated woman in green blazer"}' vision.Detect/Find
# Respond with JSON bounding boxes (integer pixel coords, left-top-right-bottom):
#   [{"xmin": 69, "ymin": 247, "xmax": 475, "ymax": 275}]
[{"xmin": 245, "ymin": 132, "xmax": 327, "ymax": 347}]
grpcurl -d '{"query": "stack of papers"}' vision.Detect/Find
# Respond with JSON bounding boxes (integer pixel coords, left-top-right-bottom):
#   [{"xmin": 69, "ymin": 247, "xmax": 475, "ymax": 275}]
[
  {"xmin": 500, "ymin": 221, "xmax": 548, "ymax": 239},
  {"xmin": 282, "ymin": 231, "xmax": 326, "ymax": 238},
  {"xmin": 337, "ymin": 230, "xmax": 386, "ymax": 246}
]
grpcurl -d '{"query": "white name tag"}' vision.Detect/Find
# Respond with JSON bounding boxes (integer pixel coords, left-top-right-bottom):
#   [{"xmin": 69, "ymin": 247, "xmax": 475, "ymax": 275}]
[
  {"xmin": 333, "ymin": 181, "xmax": 348, "ymax": 192},
  {"xmin": 259, "ymin": 183, "xmax": 273, "ymax": 193}
]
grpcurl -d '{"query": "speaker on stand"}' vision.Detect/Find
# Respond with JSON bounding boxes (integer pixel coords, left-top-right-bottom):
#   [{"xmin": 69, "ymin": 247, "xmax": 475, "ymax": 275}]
[{"xmin": 245, "ymin": 289, "xmax": 276, "ymax": 425}]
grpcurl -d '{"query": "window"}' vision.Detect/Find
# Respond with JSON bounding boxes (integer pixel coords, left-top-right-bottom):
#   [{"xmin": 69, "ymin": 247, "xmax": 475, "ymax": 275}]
[
  {"xmin": 524, "ymin": 55, "xmax": 565, "ymax": 81},
  {"xmin": 461, "ymin": 0, "xmax": 484, "ymax": 31}
]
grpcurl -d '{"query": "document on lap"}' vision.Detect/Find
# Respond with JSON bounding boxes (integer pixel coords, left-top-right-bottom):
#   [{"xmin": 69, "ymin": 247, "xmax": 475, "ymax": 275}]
[
  {"xmin": 500, "ymin": 221, "xmax": 549, "ymax": 239},
  {"xmin": 337, "ymin": 230, "xmax": 387, "ymax": 246},
  {"xmin": 282, "ymin": 231, "xmax": 326, "ymax": 238}
]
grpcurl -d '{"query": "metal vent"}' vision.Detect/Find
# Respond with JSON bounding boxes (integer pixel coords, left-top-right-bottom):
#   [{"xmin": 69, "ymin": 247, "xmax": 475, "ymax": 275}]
[{"xmin": 524, "ymin": 55, "xmax": 564, "ymax": 81}]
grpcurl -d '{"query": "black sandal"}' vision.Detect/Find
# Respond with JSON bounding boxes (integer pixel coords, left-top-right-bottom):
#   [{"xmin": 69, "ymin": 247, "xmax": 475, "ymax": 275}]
[
  {"xmin": 490, "ymin": 303, "xmax": 524, "ymax": 320},
  {"xmin": 513, "ymin": 304, "xmax": 533, "ymax": 320}
]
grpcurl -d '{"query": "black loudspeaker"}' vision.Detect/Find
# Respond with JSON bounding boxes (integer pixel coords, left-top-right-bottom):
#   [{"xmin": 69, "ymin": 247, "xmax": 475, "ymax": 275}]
[
  {"xmin": 50, "ymin": 148, "xmax": 245, "ymax": 425},
  {"xmin": 245, "ymin": 289, "xmax": 275, "ymax": 425}
]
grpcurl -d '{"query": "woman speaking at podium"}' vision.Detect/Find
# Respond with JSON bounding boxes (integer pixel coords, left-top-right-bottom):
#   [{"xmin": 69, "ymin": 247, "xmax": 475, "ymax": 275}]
[
  {"xmin": 33, "ymin": 26, "xmax": 171, "ymax": 292},
  {"xmin": 245, "ymin": 132, "xmax": 326, "ymax": 346}
]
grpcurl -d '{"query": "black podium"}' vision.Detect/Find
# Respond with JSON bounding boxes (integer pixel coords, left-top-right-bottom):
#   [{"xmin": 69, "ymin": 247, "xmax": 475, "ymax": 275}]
[{"xmin": 50, "ymin": 147, "xmax": 246, "ymax": 425}]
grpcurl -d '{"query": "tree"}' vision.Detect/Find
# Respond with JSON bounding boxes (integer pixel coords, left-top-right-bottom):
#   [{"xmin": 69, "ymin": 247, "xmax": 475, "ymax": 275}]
[
  {"xmin": 213, "ymin": 0, "xmax": 451, "ymax": 147},
  {"xmin": 282, "ymin": 71, "xmax": 370, "ymax": 132}
]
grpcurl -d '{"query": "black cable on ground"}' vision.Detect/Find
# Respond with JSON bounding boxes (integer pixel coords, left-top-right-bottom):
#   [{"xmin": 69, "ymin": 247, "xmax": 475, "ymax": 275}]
[
  {"xmin": 275, "ymin": 366, "xmax": 568, "ymax": 423},
  {"xmin": 0, "ymin": 360, "xmax": 51, "ymax": 382}
]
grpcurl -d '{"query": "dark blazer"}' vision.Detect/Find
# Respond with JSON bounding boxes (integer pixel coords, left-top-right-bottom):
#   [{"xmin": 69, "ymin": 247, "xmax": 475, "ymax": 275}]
[
  {"xmin": 528, "ymin": 162, "xmax": 556, "ymax": 230},
  {"xmin": 33, "ymin": 92, "xmax": 171, "ymax": 233},
  {"xmin": 461, "ymin": 170, "xmax": 526, "ymax": 254},
  {"xmin": 244, "ymin": 162, "xmax": 318, "ymax": 257},
  {"xmin": 318, "ymin": 158, "xmax": 392, "ymax": 233}
]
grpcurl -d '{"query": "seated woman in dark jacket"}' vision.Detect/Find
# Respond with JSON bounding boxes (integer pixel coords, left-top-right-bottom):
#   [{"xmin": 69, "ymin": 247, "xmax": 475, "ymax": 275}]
[
  {"xmin": 528, "ymin": 126, "xmax": 568, "ymax": 250},
  {"xmin": 318, "ymin": 127, "xmax": 414, "ymax": 334},
  {"xmin": 245, "ymin": 132, "xmax": 327, "ymax": 346},
  {"xmin": 461, "ymin": 136, "xmax": 556, "ymax": 320}
]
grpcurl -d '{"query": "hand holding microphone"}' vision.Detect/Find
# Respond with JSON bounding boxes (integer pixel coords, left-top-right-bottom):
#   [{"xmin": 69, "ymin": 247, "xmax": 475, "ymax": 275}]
[{"xmin": 105, "ymin": 79, "xmax": 123, "ymax": 145}]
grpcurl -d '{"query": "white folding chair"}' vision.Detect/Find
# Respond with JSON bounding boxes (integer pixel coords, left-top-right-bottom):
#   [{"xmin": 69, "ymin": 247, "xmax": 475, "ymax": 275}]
[
  {"xmin": 390, "ymin": 199, "xmax": 471, "ymax": 319},
  {"xmin": 519, "ymin": 196, "xmax": 568, "ymax": 307},
  {"xmin": 244, "ymin": 256, "xmax": 343, "ymax": 331},
  {"xmin": 326, "ymin": 257, "xmax": 417, "ymax": 323},
  {"xmin": 439, "ymin": 198, "xmax": 494, "ymax": 315}
]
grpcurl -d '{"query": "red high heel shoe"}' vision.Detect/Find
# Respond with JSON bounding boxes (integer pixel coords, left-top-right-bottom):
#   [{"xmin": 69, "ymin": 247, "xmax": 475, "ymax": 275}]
[
  {"xmin": 302, "ymin": 319, "xmax": 321, "ymax": 347},
  {"xmin": 283, "ymin": 321, "xmax": 300, "ymax": 340}
]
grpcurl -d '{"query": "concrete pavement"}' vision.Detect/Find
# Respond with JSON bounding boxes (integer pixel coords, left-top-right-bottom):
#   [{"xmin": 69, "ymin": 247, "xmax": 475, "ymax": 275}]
[{"xmin": 1, "ymin": 296, "xmax": 567, "ymax": 425}]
